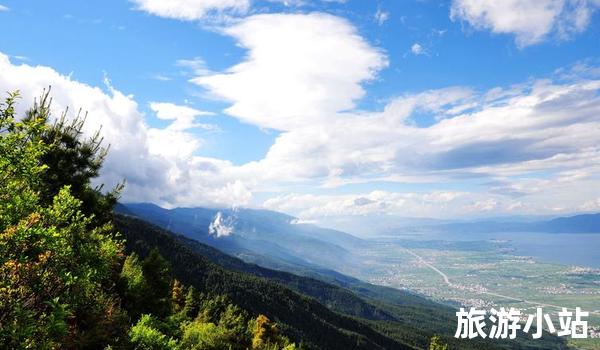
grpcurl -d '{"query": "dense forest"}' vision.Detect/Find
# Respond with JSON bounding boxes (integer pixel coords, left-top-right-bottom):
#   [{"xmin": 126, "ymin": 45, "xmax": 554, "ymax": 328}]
[
  {"xmin": 116, "ymin": 215, "xmax": 413, "ymax": 350},
  {"xmin": 116, "ymin": 212, "xmax": 569, "ymax": 350},
  {"xmin": 0, "ymin": 91, "xmax": 297, "ymax": 349},
  {"xmin": 0, "ymin": 90, "xmax": 567, "ymax": 350}
]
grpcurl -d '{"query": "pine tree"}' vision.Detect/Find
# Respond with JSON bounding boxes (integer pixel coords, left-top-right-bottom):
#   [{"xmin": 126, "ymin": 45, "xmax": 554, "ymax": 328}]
[
  {"xmin": 0, "ymin": 91, "xmax": 127, "ymax": 348},
  {"xmin": 218, "ymin": 303, "xmax": 251, "ymax": 349},
  {"xmin": 120, "ymin": 253, "xmax": 146, "ymax": 320},
  {"xmin": 0, "ymin": 89, "xmax": 297, "ymax": 350},
  {"xmin": 183, "ymin": 287, "xmax": 201, "ymax": 319},
  {"xmin": 129, "ymin": 314, "xmax": 177, "ymax": 350},
  {"xmin": 171, "ymin": 279, "xmax": 186, "ymax": 313},
  {"xmin": 142, "ymin": 248, "xmax": 172, "ymax": 318},
  {"xmin": 252, "ymin": 314, "xmax": 279, "ymax": 349},
  {"xmin": 429, "ymin": 335, "xmax": 449, "ymax": 350}
]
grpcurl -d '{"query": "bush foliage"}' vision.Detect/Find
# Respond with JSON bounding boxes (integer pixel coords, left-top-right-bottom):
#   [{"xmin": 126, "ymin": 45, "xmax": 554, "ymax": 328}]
[{"xmin": 0, "ymin": 90, "xmax": 295, "ymax": 349}]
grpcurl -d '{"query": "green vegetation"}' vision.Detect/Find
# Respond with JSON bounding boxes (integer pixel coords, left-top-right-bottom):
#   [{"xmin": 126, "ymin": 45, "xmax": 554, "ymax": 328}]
[
  {"xmin": 351, "ymin": 239, "xmax": 600, "ymax": 333},
  {"xmin": 0, "ymin": 91, "xmax": 127, "ymax": 348},
  {"xmin": 121, "ymin": 250, "xmax": 295, "ymax": 350},
  {"xmin": 117, "ymin": 213, "xmax": 575, "ymax": 350},
  {"xmin": 0, "ymin": 91, "xmax": 295, "ymax": 349},
  {"xmin": 0, "ymin": 90, "xmax": 575, "ymax": 349},
  {"xmin": 116, "ymin": 215, "xmax": 412, "ymax": 350},
  {"xmin": 428, "ymin": 335, "xmax": 448, "ymax": 350}
]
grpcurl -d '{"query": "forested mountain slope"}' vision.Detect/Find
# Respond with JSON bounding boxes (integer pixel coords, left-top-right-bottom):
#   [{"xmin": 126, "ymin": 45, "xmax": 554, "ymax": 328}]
[
  {"xmin": 3, "ymin": 89, "xmax": 569, "ymax": 350},
  {"xmin": 115, "ymin": 214, "xmax": 569, "ymax": 350},
  {"xmin": 0, "ymin": 91, "xmax": 304, "ymax": 349},
  {"xmin": 116, "ymin": 214, "xmax": 415, "ymax": 350},
  {"xmin": 117, "ymin": 203, "xmax": 361, "ymax": 271}
]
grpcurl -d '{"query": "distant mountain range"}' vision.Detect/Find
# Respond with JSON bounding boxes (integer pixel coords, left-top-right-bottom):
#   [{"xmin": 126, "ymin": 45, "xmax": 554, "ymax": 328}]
[
  {"xmin": 287, "ymin": 213, "xmax": 598, "ymax": 238},
  {"xmin": 399, "ymin": 213, "xmax": 600, "ymax": 235},
  {"xmin": 116, "ymin": 202, "xmax": 365, "ymax": 274},
  {"xmin": 116, "ymin": 205, "xmax": 600, "ymax": 274},
  {"xmin": 115, "ymin": 215, "xmax": 411, "ymax": 350},
  {"xmin": 114, "ymin": 205, "xmax": 567, "ymax": 350}
]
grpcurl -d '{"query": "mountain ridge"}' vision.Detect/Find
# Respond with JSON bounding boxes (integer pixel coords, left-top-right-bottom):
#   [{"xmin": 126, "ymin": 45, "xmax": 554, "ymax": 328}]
[
  {"xmin": 412, "ymin": 213, "xmax": 600, "ymax": 234},
  {"xmin": 115, "ymin": 213, "xmax": 567, "ymax": 350},
  {"xmin": 115, "ymin": 203, "xmax": 569, "ymax": 350}
]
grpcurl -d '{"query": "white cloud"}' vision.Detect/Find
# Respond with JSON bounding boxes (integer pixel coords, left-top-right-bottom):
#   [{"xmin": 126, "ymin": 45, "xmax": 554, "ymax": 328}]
[
  {"xmin": 208, "ymin": 211, "xmax": 236, "ymax": 237},
  {"xmin": 450, "ymin": 0, "xmax": 600, "ymax": 47},
  {"xmin": 149, "ymin": 102, "xmax": 214, "ymax": 131},
  {"xmin": 470, "ymin": 199, "xmax": 498, "ymax": 211},
  {"xmin": 3, "ymin": 4, "xmax": 600, "ymax": 219},
  {"xmin": 193, "ymin": 13, "xmax": 388, "ymax": 131},
  {"xmin": 235, "ymin": 61, "xmax": 600, "ymax": 219},
  {"xmin": 0, "ymin": 4, "xmax": 8, "ymax": 11},
  {"xmin": 375, "ymin": 8, "xmax": 389, "ymax": 25},
  {"xmin": 251, "ymin": 71, "xmax": 600, "ymax": 185},
  {"xmin": 129, "ymin": 0, "xmax": 249, "ymax": 21},
  {"xmin": 152, "ymin": 74, "xmax": 172, "ymax": 81},
  {"xmin": 129, "ymin": 0, "xmax": 353, "ymax": 21},
  {"xmin": 580, "ymin": 198, "xmax": 600, "ymax": 211},
  {"xmin": 263, "ymin": 167, "xmax": 600, "ymax": 219},
  {"xmin": 176, "ymin": 57, "xmax": 212, "ymax": 76},
  {"xmin": 262, "ymin": 191, "xmax": 505, "ymax": 220},
  {"xmin": 146, "ymin": 128, "xmax": 200, "ymax": 159},
  {"xmin": 410, "ymin": 43, "xmax": 425, "ymax": 55},
  {"xmin": 212, "ymin": 180, "xmax": 252, "ymax": 206},
  {"xmin": 0, "ymin": 53, "xmax": 251, "ymax": 208}
]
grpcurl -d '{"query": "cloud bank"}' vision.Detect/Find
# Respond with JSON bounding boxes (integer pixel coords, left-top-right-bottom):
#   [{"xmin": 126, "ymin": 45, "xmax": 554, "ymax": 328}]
[
  {"xmin": 130, "ymin": 0, "xmax": 250, "ymax": 21},
  {"xmin": 1, "ymin": 10, "xmax": 599, "ymax": 219},
  {"xmin": 450, "ymin": 0, "xmax": 600, "ymax": 47},
  {"xmin": 0, "ymin": 53, "xmax": 251, "ymax": 208},
  {"xmin": 194, "ymin": 13, "xmax": 388, "ymax": 131}
]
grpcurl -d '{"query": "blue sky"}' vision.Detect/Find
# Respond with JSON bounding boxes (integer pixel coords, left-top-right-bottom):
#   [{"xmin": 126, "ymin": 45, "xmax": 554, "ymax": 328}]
[{"xmin": 1, "ymin": 0, "xmax": 600, "ymax": 221}]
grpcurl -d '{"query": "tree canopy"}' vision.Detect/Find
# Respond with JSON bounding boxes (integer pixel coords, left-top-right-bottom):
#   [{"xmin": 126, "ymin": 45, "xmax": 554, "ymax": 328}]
[{"xmin": 0, "ymin": 90, "xmax": 296, "ymax": 349}]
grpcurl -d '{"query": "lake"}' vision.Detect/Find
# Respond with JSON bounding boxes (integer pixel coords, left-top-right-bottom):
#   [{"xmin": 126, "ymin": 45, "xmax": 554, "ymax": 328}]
[{"xmin": 391, "ymin": 231, "xmax": 600, "ymax": 268}]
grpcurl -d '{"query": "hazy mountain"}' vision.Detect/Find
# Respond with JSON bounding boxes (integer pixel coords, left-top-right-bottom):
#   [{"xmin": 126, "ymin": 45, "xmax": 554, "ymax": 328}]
[
  {"xmin": 542, "ymin": 213, "xmax": 600, "ymax": 233},
  {"xmin": 115, "ymin": 213, "xmax": 567, "ymax": 350},
  {"xmin": 117, "ymin": 203, "xmax": 364, "ymax": 271},
  {"xmin": 115, "ymin": 215, "xmax": 412, "ymax": 350},
  {"xmin": 406, "ymin": 213, "xmax": 600, "ymax": 234},
  {"xmin": 310, "ymin": 214, "xmax": 457, "ymax": 238}
]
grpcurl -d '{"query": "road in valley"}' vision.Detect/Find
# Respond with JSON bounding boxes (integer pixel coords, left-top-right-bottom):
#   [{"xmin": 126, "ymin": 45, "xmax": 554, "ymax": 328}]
[{"xmin": 401, "ymin": 246, "xmax": 600, "ymax": 316}]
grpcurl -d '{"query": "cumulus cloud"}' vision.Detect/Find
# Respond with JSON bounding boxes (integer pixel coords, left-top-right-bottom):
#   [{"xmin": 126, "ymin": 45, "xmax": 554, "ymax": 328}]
[
  {"xmin": 0, "ymin": 53, "xmax": 251, "ymax": 208},
  {"xmin": 193, "ymin": 13, "xmax": 388, "ymax": 131},
  {"xmin": 129, "ymin": 0, "xmax": 250, "ymax": 21},
  {"xmin": 145, "ymin": 128, "xmax": 200, "ymax": 159},
  {"xmin": 3, "ymin": 7, "xmax": 600, "ymax": 218},
  {"xmin": 149, "ymin": 102, "xmax": 215, "ymax": 131},
  {"xmin": 250, "ymin": 71, "xmax": 600, "ymax": 186},
  {"xmin": 211, "ymin": 180, "xmax": 252, "ymax": 206},
  {"xmin": 450, "ymin": 0, "xmax": 600, "ymax": 47},
  {"xmin": 262, "ymin": 190, "xmax": 508, "ymax": 219},
  {"xmin": 208, "ymin": 211, "xmax": 236, "ymax": 237},
  {"xmin": 410, "ymin": 43, "xmax": 425, "ymax": 55},
  {"xmin": 242, "ymin": 60, "xmax": 600, "ymax": 218}
]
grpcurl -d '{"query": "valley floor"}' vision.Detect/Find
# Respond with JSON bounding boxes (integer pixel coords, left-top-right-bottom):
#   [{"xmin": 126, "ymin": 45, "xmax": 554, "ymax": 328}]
[{"xmin": 336, "ymin": 236, "xmax": 600, "ymax": 349}]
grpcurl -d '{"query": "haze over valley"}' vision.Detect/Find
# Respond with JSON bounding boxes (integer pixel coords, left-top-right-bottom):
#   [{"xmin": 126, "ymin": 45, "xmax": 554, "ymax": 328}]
[{"xmin": 2, "ymin": 0, "xmax": 600, "ymax": 349}]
